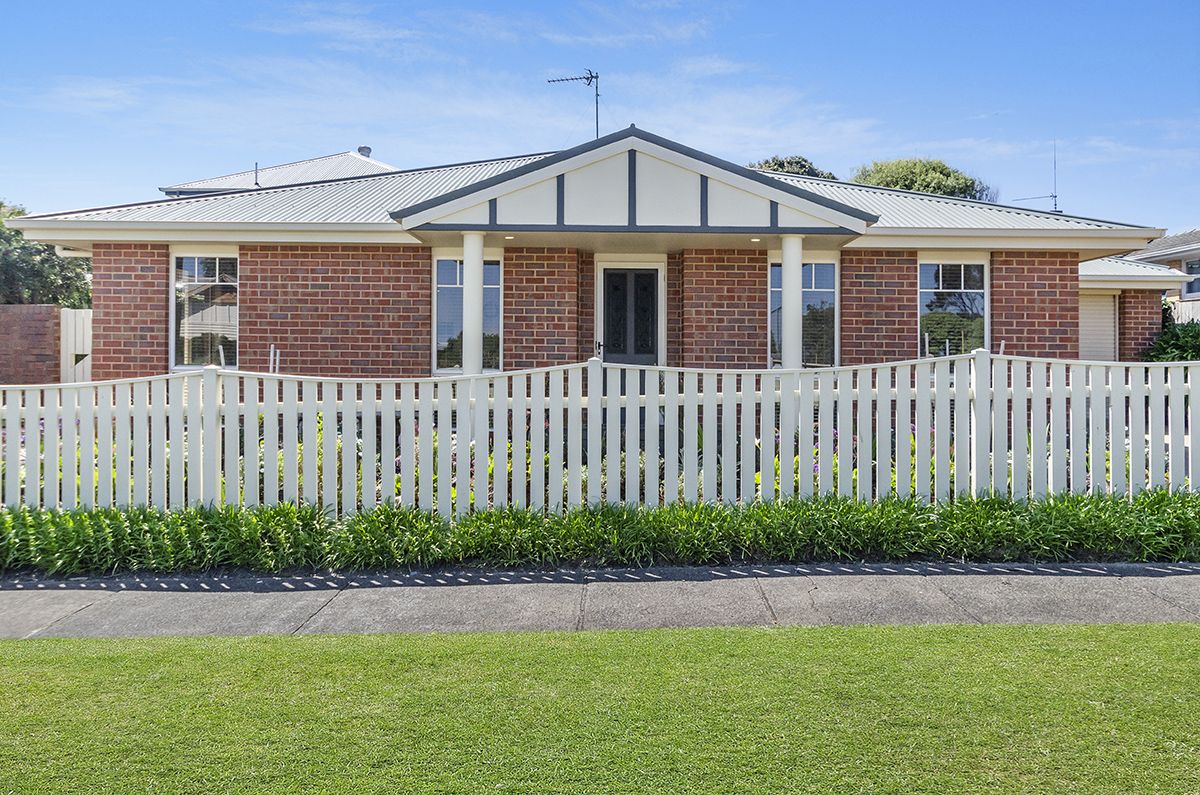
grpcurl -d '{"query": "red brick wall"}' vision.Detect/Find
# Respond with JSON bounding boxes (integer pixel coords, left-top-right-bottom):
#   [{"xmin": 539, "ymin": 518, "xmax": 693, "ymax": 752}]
[
  {"xmin": 502, "ymin": 247, "xmax": 580, "ymax": 369},
  {"xmin": 1118, "ymin": 290, "xmax": 1163, "ymax": 361},
  {"xmin": 840, "ymin": 249, "xmax": 919, "ymax": 365},
  {"xmin": 666, "ymin": 251, "xmax": 684, "ymax": 366},
  {"xmin": 577, "ymin": 251, "xmax": 595, "ymax": 361},
  {"xmin": 990, "ymin": 251, "xmax": 1080, "ymax": 358},
  {"xmin": 238, "ymin": 245, "xmax": 431, "ymax": 377},
  {"xmin": 91, "ymin": 242, "xmax": 171, "ymax": 379},
  {"xmin": 680, "ymin": 249, "xmax": 768, "ymax": 367},
  {"xmin": 0, "ymin": 305, "xmax": 60, "ymax": 384}
]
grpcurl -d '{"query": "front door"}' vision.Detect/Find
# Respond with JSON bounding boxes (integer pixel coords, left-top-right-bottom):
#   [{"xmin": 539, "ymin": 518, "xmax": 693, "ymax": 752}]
[{"xmin": 601, "ymin": 269, "xmax": 659, "ymax": 364}]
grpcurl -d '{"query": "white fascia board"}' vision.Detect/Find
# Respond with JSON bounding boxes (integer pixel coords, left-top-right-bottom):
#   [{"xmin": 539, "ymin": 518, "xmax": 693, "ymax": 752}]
[
  {"xmin": 1128, "ymin": 243, "xmax": 1200, "ymax": 262},
  {"xmin": 10, "ymin": 220, "xmax": 421, "ymax": 246},
  {"xmin": 848, "ymin": 227, "xmax": 1164, "ymax": 251},
  {"xmin": 398, "ymin": 138, "xmax": 871, "ymax": 233},
  {"xmin": 1080, "ymin": 278, "xmax": 1184, "ymax": 290}
]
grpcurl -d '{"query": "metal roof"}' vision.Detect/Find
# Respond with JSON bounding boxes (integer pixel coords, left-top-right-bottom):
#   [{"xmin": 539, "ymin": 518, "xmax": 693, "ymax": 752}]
[
  {"xmin": 159, "ymin": 151, "xmax": 399, "ymax": 195},
  {"xmin": 29, "ymin": 154, "xmax": 552, "ymax": 224},
  {"xmin": 761, "ymin": 172, "xmax": 1151, "ymax": 231},
  {"xmin": 1079, "ymin": 256, "xmax": 1190, "ymax": 281},
  {"xmin": 20, "ymin": 138, "xmax": 1154, "ymax": 232},
  {"xmin": 1130, "ymin": 228, "xmax": 1200, "ymax": 258}
]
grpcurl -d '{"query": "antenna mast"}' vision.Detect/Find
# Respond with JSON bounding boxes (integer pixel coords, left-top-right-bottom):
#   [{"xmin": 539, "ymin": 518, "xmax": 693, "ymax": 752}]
[
  {"xmin": 548, "ymin": 69, "xmax": 600, "ymax": 139},
  {"xmin": 1013, "ymin": 138, "xmax": 1059, "ymax": 212}
]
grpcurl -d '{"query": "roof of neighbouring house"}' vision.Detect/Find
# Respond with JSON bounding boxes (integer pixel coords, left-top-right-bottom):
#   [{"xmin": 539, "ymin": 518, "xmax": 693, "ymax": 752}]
[
  {"xmin": 1129, "ymin": 228, "xmax": 1200, "ymax": 259},
  {"xmin": 158, "ymin": 150, "xmax": 397, "ymax": 195},
  {"xmin": 1079, "ymin": 256, "xmax": 1191, "ymax": 286}
]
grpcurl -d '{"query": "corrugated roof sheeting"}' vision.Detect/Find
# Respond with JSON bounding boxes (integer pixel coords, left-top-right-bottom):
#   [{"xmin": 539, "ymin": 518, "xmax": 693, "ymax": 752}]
[
  {"xmin": 162, "ymin": 152, "xmax": 397, "ymax": 192},
  {"xmin": 1080, "ymin": 256, "xmax": 1190, "ymax": 278},
  {"xmin": 764, "ymin": 172, "xmax": 1145, "ymax": 231},
  {"xmin": 44, "ymin": 155, "xmax": 550, "ymax": 224}
]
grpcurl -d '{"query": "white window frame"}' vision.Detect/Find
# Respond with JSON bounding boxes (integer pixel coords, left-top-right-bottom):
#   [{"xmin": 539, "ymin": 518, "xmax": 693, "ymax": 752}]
[
  {"xmin": 431, "ymin": 247, "xmax": 504, "ymax": 374},
  {"xmin": 593, "ymin": 253, "xmax": 668, "ymax": 366},
  {"xmin": 916, "ymin": 254, "xmax": 990, "ymax": 356},
  {"xmin": 766, "ymin": 252, "xmax": 840, "ymax": 367},
  {"xmin": 168, "ymin": 244, "xmax": 239, "ymax": 371}
]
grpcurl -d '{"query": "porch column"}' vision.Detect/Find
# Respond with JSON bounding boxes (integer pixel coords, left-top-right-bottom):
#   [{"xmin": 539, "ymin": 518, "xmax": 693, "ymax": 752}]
[
  {"xmin": 780, "ymin": 234, "xmax": 804, "ymax": 369},
  {"xmin": 461, "ymin": 231, "xmax": 485, "ymax": 375}
]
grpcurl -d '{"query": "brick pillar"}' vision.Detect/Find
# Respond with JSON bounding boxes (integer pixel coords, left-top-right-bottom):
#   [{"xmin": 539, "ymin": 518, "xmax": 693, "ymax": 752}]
[
  {"xmin": 666, "ymin": 251, "xmax": 683, "ymax": 366},
  {"xmin": 0, "ymin": 305, "xmax": 61, "ymax": 384},
  {"xmin": 680, "ymin": 249, "xmax": 768, "ymax": 368},
  {"xmin": 1118, "ymin": 290, "xmax": 1164, "ymax": 361},
  {"xmin": 503, "ymin": 247, "xmax": 580, "ymax": 369},
  {"xmin": 990, "ymin": 251, "xmax": 1080, "ymax": 358},
  {"xmin": 839, "ymin": 249, "xmax": 919, "ymax": 365},
  {"xmin": 577, "ymin": 251, "xmax": 595, "ymax": 361},
  {"xmin": 91, "ymin": 243, "xmax": 171, "ymax": 379}
]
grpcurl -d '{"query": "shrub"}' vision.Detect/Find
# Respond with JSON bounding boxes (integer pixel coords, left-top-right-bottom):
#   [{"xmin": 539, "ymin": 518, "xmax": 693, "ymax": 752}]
[
  {"xmin": 1145, "ymin": 303, "xmax": 1200, "ymax": 361},
  {"xmin": 2, "ymin": 492, "xmax": 1199, "ymax": 576}
]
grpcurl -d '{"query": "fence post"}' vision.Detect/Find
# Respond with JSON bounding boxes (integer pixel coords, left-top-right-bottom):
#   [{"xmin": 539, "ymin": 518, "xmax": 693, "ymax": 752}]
[
  {"xmin": 586, "ymin": 356, "xmax": 602, "ymax": 505},
  {"xmin": 201, "ymin": 364, "xmax": 220, "ymax": 505},
  {"xmin": 971, "ymin": 348, "xmax": 991, "ymax": 497}
]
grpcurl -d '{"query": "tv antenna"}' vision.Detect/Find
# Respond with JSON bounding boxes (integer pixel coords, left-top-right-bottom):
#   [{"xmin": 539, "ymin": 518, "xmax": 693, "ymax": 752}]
[
  {"xmin": 548, "ymin": 69, "xmax": 600, "ymax": 139},
  {"xmin": 1013, "ymin": 138, "xmax": 1059, "ymax": 212}
]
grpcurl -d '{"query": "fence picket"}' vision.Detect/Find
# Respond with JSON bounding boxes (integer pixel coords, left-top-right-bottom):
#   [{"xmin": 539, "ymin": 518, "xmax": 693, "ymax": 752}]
[
  {"xmin": 384, "ymin": 382, "xmax": 400, "ymax": 507},
  {"xmin": 836, "ymin": 369, "xmax": 854, "ymax": 497},
  {"xmin": 322, "ymin": 381, "xmax": 339, "ymax": 512},
  {"xmin": 1168, "ymin": 366, "xmax": 1185, "ymax": 491},
  {"xmin": 361, "ymin": 382, "xmax": 376, "ymax": 512},
  {"xmin": 644, "ymin": 369, "xmax": 660, "ymax": 507},
  {"xmin": 797, "ymin": 373, "xmax": 814, "ymax": 499},
  {"xmin": 586, "ymin": 361, "xmax": 601, "ymax": 505},
  {"xmin": 340, "ymin": 381, "xmax": 358, "ymax": 515},
  {"xmin": 511, "ymin": 374, "xmax": 527, "ymax": 509},
  {"xmin": 739, "ymin": 374, "xmax": 755, "ymax": 503},
  {"xmin": 856, "ymin": 368, "xmax": 873, "ymax": 501},
  {"xmin": 817, "ymin": 371, "xmax": 834, "ymax": 495},
  {"xmin": 1129, "ymin": 366, "xmax": 1147, "ymax": 494},
  {"xmin": 454, "ymin": 379, "xmax": 471, "ymax": 517},
  {"xmin": 604, "ymin": 366, "xmax": 619, "ymax": 503},
  {"xmin": 1049, "ymin": 364, "xmax": 1068, "ymax": 494},
  {"xmin": 682, "ymin": 372, "xmax": 698, "ymax": 502},
  {"xmin": 436, "ymin": 382, "xmax": 452, "ymax": 516},
  {"xmin": 934, "ymin": 359, "xmax": 951, "ymax": 501},
  {"xmin": 1009, "ymin": 360, "xmax": 1029, "ymax": 500},
  {"xmin": 1090, "ymin": 366, "xmax": 1109, "ymax": 494},
  {"xmin": 80, "ymin": 385, "xmax": 95, "ymax": 509},
  {"xmin": 913, "ymin": 363, "xmax": 932, "ymax": 501},
  {"xmin": 779, "ymin": 372, "xmax": 797, "ymax": 499},
  {"xmin": 546, "ymin": 370, "xmax": 563, "ymax": 510},
  {"xmin": 529, "ymin": 371, "xmax": 545, "ymax": 511},
  {"xmin": 623, "ymin": 370, "xmax": 638, "ymax": 506},
  {"xmin": 720, "ymin": 372, "xmax": 737, "ymax": 504},
  {"xmin": 702, "ymin": 372, "xmax": 718, "ymax": 503},
  {"xmin": 1190, "ymin": 366, "xmax": 1200, "ymax": 494},
  {"xmin": 894, "ymin": 365, "xmax": 911, "ymax": 499},
  {"xmin": 222, "ymin": 376, "xmax": 239, "ymax": 506},
  {"xmin": 5, "ymin": 391, "xmax": 21, "ymax": 507},
  {"xmin": 1110, "ymin": 366, "xmax": 1127, "ymax": 496},
  {"xmin": 1068, "ymin": 365, "xmax": 1087, "ymax": 494},
  {"xmin": 1148, "ymin": 366, "xmax": 1166, "ymax": 490},
  {"xmin": 1029, "ymin": 362, "xmax": 1048, "ymax": 498},
  {"xmin": 43, "ymin": 388, "xmax": 60, "ymax": 509},
  {"xmin": 61, "ymin": 386, "xmax": 78, "ymax": 510},
  {"xmin": 282, "ymin": 380, "xmax": 299, "ymax": 504},
  {"xmin": 417, "ymin": 382, "xmax": 434, "ymax": 511},
  {"xmin": 150, "ymin": 380, "xmax": 167, "ymax": 509},
  {"xmin": 301, "ymin": 381, "xmax": 318, "ymax": 505},
  {"xmin": 98, "ymin": 382, "xmax": 115, "ymax": 507},
  {"xmin": 113, "ymin": 382, "xmax": 131, "ymax": 507},
  {"xmin": 263, "ymin": 379, "xmax": 280, "ymax": 506},
  {"xmin": 875, "ymin": 367, "xmax": 892, "ymax": 498},
  {"xmin": 495, "ymin": 375, "xmax": 510, "ymax": 508},
  {"xmin": 476, "ymin": 377, "xmax": 493, "ymax": 511},
  {"xmin": 989, "ymin": 358, "xmax": 1008, "ymax": 498},
  {"xmin": 953, "ymin": 358, "xmax": 971, "ymax": 496},
  {"xmin": 759, "ymin": 372, "xmax": 776, "ymax": 502},
  {"xmin": 567, "ymin": 368, "xmax": 583, "ymax": 508}
]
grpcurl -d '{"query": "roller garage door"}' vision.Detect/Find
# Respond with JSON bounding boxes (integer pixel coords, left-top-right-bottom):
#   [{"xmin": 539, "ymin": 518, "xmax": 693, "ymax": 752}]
[{"xmin": 1079, "ymin": 293, "xmax": 1118, "ymax": 360}]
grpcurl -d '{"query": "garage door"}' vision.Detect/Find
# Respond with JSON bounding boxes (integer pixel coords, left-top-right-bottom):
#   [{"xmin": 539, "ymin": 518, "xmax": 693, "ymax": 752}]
[{"xmin": 1079, "ymin": 293, "xmax": 1118, "ymax": 360}]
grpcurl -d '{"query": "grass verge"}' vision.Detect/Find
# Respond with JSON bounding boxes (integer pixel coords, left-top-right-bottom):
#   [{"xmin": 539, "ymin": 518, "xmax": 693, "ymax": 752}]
[
  {"xmin": 3, "ymin": 490, "xmax": 1200, "ymax": 575},
  {"xmin": 2, "ymin": 625, "xmax": 1199, "ymax": 793}
]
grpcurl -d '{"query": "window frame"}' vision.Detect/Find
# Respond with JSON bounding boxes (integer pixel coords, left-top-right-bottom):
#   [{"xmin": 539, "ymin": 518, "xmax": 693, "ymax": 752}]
[
  {"xmin": 430, "ymin": 248, "xmax": 504, "ymax": 374},
  {"xmin": 169, "ymin": 250, "xmax": 239, "ymax": 371},
  {"xmin": 765, "ymin": 258, "xmax": 840, "ymax": 368},
  {"xmin": 916, "ymin": 260, "xmax": 990, "ymax": 357},
  {"xmin": 1181, "ymin": 259, "xmax": 1200, "ymax": 299}
]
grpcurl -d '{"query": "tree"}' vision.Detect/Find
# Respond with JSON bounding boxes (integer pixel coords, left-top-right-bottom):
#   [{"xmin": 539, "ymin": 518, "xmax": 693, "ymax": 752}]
[
  {"xmin": 851, "ymin": 159, "xmax": 998, "ymax": 202},
  {"xmin": 748, "ymin": 155, "xmax": 837, "ymax": 180},
  {"xmin": 0, "ymin": 200, "xmax": 91, "ymax": 307}
]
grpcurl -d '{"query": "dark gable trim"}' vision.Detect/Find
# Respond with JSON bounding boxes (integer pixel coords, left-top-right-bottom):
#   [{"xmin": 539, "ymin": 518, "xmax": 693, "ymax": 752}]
[
  {"xmin": 555, "ymin": 174, "xmax": 565, "ymax": 225},
  {"xmin": 699, "ymin": 175, "xmax": 709, "ymax": 227},
  {"xmin": 769, "ymin": 201, "xmax": 779, "ymax": 227},
  {"xmin": 389, "ymin": 125, "xmax": 879, "ymax": 225},
  {"xmin": 488, "ymin": 198, "xmax": 497, "ymax": 224},
  {"xmin": 627, "ymin": 150, "xmax": 637, "ymax": 227},
  {"xmin": 415, "ymin": 223, "xmax": 858, "ymax": 235}
]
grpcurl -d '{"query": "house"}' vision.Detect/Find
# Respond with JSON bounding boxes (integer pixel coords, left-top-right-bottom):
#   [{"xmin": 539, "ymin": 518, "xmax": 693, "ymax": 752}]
[
  {"xmin": 1119, "ymin": 229, "xmax": 1200, "ymax": 323},
  {"xmin": 9, "ymin": 126, "xmax": 1170, "ymax": 380}
]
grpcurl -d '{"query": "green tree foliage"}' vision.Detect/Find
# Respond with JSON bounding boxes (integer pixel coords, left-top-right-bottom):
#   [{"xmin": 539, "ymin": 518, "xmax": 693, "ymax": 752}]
[
  {"xmin": 852, "ymin": 159, "xmax": 998, "ymax": 202},
  {"xmin": 0, "ymin": 200, "xmax": 91, "ymax": 307},
  {"xmin": 748, "ymin": 155, "xmax": 837, "ymax": 180}
]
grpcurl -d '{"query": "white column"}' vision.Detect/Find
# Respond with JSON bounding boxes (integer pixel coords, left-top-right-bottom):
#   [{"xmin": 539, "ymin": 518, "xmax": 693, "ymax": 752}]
[
  {"xmin": 461, "ymin": 232, "xmax": 485, "ymax": 375},
  {"xmin": 780, "ymin": 234, "xmax": 805, "ymax": 369}
]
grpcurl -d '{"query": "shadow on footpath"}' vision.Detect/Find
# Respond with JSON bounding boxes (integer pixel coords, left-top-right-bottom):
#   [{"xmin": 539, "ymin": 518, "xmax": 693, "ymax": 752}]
[{"xmin": 2, "ymin": 561, "xmax": 1199, "ymax": 594}]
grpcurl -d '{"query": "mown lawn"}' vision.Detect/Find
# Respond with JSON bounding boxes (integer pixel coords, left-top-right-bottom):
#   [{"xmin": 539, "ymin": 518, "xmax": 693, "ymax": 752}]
[{"xmin": 1, "ymin": 625, "xmax": 1198, "ymax": 793}]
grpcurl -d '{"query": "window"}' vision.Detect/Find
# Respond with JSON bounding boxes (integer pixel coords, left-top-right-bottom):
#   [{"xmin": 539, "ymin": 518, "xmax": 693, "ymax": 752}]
[
  {"xmin": 434, "ymin": 258, "xmax": 501, "ymax": 370},
  {"xmin": 768, "ymin": 262, "xmax": 836, "ymax": 366},
  {"xmin": 1184, "ymin": 260, "xmax": 1200, "ymax": 297},
  {"xmin": 919, "ymin": 263, "xmax": 985, "ymax": 356},
  {"xmin": 174, "ymin": 256, "xmax": 237, "ymax": 367}
]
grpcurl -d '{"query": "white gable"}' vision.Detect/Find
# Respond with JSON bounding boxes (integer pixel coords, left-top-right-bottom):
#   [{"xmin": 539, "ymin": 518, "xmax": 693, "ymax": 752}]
[{"xmin": 394, "ymin": 133, "xmax": 872, "ymax": 234}]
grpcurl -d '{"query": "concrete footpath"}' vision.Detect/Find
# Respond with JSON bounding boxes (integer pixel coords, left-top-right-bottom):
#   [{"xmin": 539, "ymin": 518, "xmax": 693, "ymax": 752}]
[{"xmin": 3, "ymin": 562, "xmax": 1200, "ymax": 639}]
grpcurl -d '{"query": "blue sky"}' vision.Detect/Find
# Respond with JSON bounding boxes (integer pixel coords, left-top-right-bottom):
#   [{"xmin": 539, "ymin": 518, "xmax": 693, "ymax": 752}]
[{"xmin": 2, "ymin": 0, "xmax": 1197, "ymax": 231}]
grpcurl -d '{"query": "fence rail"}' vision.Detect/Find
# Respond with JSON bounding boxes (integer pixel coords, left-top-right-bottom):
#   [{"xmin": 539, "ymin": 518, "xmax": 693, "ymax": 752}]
[{"xmin": 2, "ymin": 350, "xmax": 1198, "ymax": 516}]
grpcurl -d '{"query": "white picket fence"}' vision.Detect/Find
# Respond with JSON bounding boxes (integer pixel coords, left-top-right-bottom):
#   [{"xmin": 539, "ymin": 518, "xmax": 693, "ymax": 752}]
[
  {"xmin": 1, "ymin": 350, "xmax": 1198, "ymax": 515},
  {"xmin": 59, "ymin": 308, "xmax": 92, "ymax": 383}
]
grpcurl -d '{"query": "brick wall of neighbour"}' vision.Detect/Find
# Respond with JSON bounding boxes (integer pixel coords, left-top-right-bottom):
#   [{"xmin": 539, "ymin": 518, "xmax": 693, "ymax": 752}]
[
  {"xmin": 680, "ymin": 249, "xmax": 768, "ymax": 367},
  {"xmin": 839, "ymin": 249, "xmax": 919, "ymax": 365},
  {"xmin": 577, "ymin": 251, "xmax": 595, "ymax": 361},
  {"xmin": 502, "ymin": 247, "xmax": 580, "ymax": 369},
  {"xmin": 91, "ymin": 242, "xmax": 171, "ymax": 380},
  {"xmin": 0, "ymin": 305, "xmax": 60, "ymax": 384},
  {"xmin": 238, "ymin": 244, "xmax": 431, "ymax": 377},
  {"xmin": 990, "ymin": 250, "xmax": 1080, "ymax": 358},
  {"xmin": 1118, "ymin": 290, "xmax": 1163, "ymax": 361}
]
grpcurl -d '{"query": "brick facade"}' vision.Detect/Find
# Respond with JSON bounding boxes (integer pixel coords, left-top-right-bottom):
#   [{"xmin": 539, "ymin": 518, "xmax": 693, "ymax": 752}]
[
  {"xmin": 238, "ymin": 244, "xmax": 431, "ymax": 377},
  {"xmin": 666, "ymin": 251, "xmax": 684, "ymax": 366},
  {"xmin": 1118, "ymin": 290, "xmax": 1163, "ymax": 361},
  {"xmin": 576, "ymin": 251, "xmax": 595, "ymax": 361},
  {"xmin": 91, "ymin": 242, "xmax": 171, "ymax": 380},
  {"xmin": 680, "ymin": 249, "xmax": 768, "ymax": 367},
  {"xmin": 502, "ymin": 247, "xmax": 580, "ymax": 369},
  {"xmin": 839, "ymin": 249, "xmax": 919, "ymax": 365},
  {"xmin": 0, "ymin": 305, "xmax": 60, "ymax": 384},
  {"xmin": 990, "ymin": 250, "xmax": 1080, "ymax": 358}
]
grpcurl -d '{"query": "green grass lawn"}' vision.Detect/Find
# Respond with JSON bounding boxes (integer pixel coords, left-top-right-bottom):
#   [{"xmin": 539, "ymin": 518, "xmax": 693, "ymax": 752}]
[{"xmin": 2, "ymin": 625, "xmax": 1198, "ymax": 793}]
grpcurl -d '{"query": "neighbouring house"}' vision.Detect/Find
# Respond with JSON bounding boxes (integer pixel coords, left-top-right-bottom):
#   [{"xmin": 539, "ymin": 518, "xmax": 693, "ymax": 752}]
[
  {"xmin": 1122, "ymin": 229, "xmax": 1200, "ymax": 323},
  {"xmin": 9, "ymin": 126, "xmax": 1174, "ymax": 381}
]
